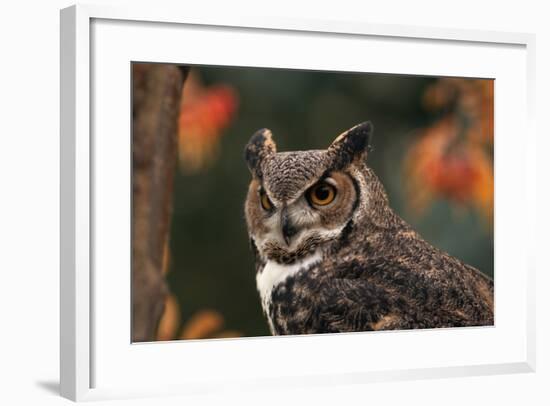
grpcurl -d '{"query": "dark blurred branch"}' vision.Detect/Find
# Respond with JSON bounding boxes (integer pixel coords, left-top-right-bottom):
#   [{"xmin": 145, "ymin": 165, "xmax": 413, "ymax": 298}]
[{"xmin": 131, "ymin": 63, "xmax": 189, "ymax": 342}]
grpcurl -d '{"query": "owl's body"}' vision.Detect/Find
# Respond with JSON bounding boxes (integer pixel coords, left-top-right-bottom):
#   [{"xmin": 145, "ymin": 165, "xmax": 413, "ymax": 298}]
[{"xmin": 244, "ymin": 122, "xmax": 494, "ymax": 335}]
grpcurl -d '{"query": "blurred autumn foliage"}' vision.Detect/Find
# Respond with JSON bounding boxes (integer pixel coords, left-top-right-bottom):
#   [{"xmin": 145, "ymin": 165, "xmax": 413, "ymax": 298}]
[
  {"xmin": 177, "ymin": 72, "xmax": 239, "ymax": 173},
  {"xmin": 404, "ymin": 79, "xmax": 494, "ymax": 226},
  {"xmin": 157, "ymin": 294, "xmax": 242, "ymax": 341},
  {"xmin": 153, "ymin": 74, "xmax": 242, "ymax": 340},
  {"xmin": 157, "ymin": 241, "xmax": 242, "ymax": 341}
]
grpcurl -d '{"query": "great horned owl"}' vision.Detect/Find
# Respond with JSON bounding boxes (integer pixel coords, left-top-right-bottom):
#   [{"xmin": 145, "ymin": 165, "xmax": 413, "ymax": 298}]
[{"xmin": 243, "ymin": 122, "xmax": 494, "ymax": 335}]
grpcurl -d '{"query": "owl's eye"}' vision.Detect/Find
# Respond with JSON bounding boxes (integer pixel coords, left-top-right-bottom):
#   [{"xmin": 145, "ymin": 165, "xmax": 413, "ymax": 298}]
[
  {"xmin": 308, "ymin": 181, "xmax": 337, "ymax": 207},
  {"xmin": 259, "ymin": 189, "xmax": 273, "ymax": 211}
]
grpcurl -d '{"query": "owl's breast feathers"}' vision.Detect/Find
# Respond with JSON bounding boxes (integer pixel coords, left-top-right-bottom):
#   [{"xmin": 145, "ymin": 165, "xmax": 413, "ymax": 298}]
[{"xmin": 261, "ymin": 229, "xmax": 494, "ymax": 335}]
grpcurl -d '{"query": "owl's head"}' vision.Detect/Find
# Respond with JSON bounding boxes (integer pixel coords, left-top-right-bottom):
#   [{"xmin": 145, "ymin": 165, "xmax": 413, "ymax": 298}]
[{"xmin": 244, "ymin": 122, "xmax": 373, "ymax": 264}]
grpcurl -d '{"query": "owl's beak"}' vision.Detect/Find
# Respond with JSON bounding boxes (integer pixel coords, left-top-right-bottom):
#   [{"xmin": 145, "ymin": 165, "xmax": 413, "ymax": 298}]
[{"xmin": 281, "ymin": 208, "xmax": 298, "ymax": 246}]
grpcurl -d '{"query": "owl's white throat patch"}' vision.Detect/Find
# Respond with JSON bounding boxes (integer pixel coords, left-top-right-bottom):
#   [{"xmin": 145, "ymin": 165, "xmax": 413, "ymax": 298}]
[{"xmin": 256, "ymin": 250, "xmax": 322, "ymax": 321}]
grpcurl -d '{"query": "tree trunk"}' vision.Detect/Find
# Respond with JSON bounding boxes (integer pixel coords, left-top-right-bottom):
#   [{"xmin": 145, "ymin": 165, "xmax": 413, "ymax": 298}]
[{"xmin": 131, "ymin": 63, "xmax": 189, "ymax": 342}]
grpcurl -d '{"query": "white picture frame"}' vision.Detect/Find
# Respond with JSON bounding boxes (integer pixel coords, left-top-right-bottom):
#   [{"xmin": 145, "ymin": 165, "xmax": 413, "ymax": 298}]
[{"xmin": 60, "ymin": 4, "xmax": 536, "ymax": 402}]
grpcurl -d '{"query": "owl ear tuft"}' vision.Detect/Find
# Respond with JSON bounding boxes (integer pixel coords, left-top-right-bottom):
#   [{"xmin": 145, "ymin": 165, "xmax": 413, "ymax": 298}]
[
  {"xmin": 328, "ymin": 121, "xmax": 373, "ymax": 170},
  {"xmin": 244, "ymin": 128, "xmax": 277, "ymax": 177}
]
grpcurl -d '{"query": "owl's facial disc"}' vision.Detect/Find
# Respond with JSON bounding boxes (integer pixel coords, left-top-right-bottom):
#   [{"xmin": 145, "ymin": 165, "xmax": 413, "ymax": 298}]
[
  {"xmin": 244, "ymin": 122, "xmax": 372, "ymax": 264},
  {"xmin": 245, "ymin": 172, "xmax": 358, "ymax": 264}
]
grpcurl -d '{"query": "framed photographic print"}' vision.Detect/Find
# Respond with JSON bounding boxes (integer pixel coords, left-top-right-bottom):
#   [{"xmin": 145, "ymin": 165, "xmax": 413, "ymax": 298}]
[{"xmin": 60, "ymin": 4, "xmax": 536, "ymax": 401}]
